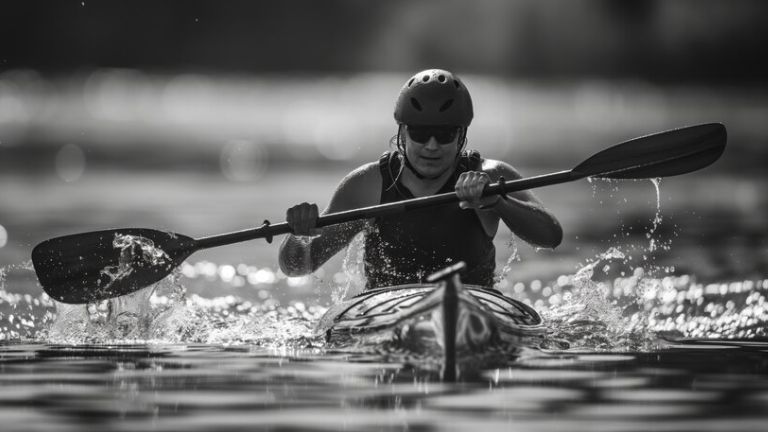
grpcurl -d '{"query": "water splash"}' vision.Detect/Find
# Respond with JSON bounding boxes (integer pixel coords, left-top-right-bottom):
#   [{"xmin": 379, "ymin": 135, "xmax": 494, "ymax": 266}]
[
  {"xmin": 509, "ymin": 247, "xmax": 768, "ymax": 352},
  {"xmin": 331, "ymin": 230, "xmax": 367, "ymax": 303},
  {"xmin": 0, "ymin": 261, "xmax": 56, "ymax": 342},
  {"xmin": 2, "ymin": 171, "xmax": 767, "ymax": 352},
  {"xmin": 1, "ymin": 232, "xmax": 322, "ymax": 346},
  {"xmin": 646, "ymin": 178, "xmax": 663, "ymax": 253},
  {"xmin": 498, "ymin": 176, "xmax": 767, "ymax": 351},
  {"xmin": 2, "ymin": 256, "xmax": 768, "ymax": 351},
  {"xmin": 531, "ymin": 248, "xmax": 636, "ymax": 350},
  {"xmin": 40, "ymin": 258, "xmax": 325, "ymax": 346},
  {"xmin": 99, "ymin": 233, "xmax": 172, "ymax": 289},
  {"xmin": 494, "ymin": 238, "xmax": 520, "ymax": 288},
  {"xmin": 523, "ymin": 179, "xmax": 656, "ymax": 349},
  {"xmin": 635, "ymin": 178, "xmax": 674, "ymax": 277}
]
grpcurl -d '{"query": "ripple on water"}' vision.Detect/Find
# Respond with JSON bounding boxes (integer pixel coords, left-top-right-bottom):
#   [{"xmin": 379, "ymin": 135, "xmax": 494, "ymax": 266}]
[
  {"xmin": 586, "ymin": 376, "xmax": 651, "ymax": 389},
  {"xmin": 602, "ymin": 388, "xmax": 721, "ymax": 403},
  {"xmin": 568, "ymin": 402, "xmax": 707, "ymax": 419},
  {"xmin": 485, "ymin": 368, "xmax": 611, "ymax": 384},
  {"xmin": 426, "ymin": 386, "xmax": 584, "ymax": 412},
  {"xmin": 572, "ymin": 354, "xmax": 636, "ymax": 362}
]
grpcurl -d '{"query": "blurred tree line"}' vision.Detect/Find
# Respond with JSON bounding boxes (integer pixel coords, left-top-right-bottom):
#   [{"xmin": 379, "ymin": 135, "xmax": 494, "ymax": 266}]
[{"xmin": 2, "ymin": 0, "xmax": 766, "ymax": 84}]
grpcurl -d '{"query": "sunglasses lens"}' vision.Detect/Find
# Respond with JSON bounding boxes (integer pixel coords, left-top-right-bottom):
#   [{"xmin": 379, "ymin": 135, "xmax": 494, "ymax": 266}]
[
  {"xmin": 434, "ymin": 128, "xmax": 458, "ymax": 144},
  {"xmin": 407, "ymin": 127, "xmax": 431, "ymax": 143},
  {"xmin": 407, "ymin": 127, "xmax": 459, "ymax": 145}
]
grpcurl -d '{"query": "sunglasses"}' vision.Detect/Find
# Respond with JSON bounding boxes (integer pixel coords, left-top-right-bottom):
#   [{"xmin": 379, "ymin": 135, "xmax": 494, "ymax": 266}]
[{"xmin": 406, "ymin": 126, "xmax": 460, "ymax": 145}]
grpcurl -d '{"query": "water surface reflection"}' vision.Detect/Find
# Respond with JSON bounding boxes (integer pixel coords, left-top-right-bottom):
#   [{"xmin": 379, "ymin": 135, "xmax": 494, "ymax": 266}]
[{"xmin": 2, "ymin": 342, "xmax": 768, "ymax": 431}]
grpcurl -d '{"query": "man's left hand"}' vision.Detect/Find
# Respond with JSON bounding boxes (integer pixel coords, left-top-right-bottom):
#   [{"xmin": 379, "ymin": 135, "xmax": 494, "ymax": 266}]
[{"xmin": 455, "ymin": 171, "xmax": 501, "ymax": 210}]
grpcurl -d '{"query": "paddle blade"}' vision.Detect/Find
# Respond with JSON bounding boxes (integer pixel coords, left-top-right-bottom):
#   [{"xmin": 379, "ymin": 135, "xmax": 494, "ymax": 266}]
[
  {"xmin": 32, "ymin": 228, "xmax": 197, "ymax": 304},
  {"xmin": 573, "ymin": 123, "xmax": 726, "ymax": 179}
]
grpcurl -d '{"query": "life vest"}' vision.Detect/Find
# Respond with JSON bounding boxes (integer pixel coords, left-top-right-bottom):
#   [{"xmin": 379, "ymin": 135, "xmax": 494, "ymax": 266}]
[{"xmin": 363, "ymin": 150, "xmax": 496, "ymax": 288}]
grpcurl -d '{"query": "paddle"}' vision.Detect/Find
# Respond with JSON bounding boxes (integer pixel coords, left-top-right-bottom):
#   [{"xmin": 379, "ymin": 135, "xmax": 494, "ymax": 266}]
[{"xmin": 32, "ymin": 123, "xmax": 726, "ymax": 304}]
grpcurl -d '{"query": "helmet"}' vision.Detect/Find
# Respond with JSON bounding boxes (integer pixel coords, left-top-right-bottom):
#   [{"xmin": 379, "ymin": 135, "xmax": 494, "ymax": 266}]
[{"xmin": 393, "ymin": 69, "xmax": 473, "ymax": 127}]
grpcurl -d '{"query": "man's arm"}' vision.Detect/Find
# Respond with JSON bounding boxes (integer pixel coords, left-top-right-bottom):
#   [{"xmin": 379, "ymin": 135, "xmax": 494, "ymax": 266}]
[
  {"xmin": 278, "ymin": 163, "xmax": 381, "ymax": 276},
  {"xmin": 457, "ymin": 159, "xmax": 563, "ymax": 249}
]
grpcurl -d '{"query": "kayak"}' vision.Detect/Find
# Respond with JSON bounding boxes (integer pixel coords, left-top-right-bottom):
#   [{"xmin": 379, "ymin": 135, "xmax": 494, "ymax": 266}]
[{"xmin": 315, "ymin": 262, "xmax": 545, "ymax": 380}]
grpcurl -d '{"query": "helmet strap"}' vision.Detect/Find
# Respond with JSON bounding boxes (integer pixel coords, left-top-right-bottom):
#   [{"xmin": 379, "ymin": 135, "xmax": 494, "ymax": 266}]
[{"xmin": 457, "ymin": 128, "xmax": 467, "ymax": 154}]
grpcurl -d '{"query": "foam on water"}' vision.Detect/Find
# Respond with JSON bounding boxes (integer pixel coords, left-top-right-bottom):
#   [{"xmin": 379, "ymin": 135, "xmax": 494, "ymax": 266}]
[
  {"xmin": 499, "ymin": 178, "xmax": 767, "ymax": 351},
  {"xmin": 2, "ymin": 258, "xmax": 768, "ymax": 350},
  {"xmin": 0, "ymin": 237, "xmax": 324, "ymax": 347},
  {"xmin": 39, "ymin": 268, "xmax": 325, "ymax": 347}
]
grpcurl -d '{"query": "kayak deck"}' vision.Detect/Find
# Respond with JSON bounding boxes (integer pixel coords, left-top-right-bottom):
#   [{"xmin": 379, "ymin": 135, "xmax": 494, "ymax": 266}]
[{"xmin": 316, "ymin": 270, "xmax": 545, "ymax": 378}]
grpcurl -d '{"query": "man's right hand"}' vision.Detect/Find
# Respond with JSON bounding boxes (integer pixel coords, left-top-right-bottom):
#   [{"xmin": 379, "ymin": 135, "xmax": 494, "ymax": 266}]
[{"xmin": 286, "ymin": 202, "xmax": 322, "ymax": 236}]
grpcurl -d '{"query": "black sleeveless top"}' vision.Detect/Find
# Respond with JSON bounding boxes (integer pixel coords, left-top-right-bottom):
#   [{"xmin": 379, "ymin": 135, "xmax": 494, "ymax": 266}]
[{"xmin": 363, "ymin": 150, "xmax": 496, "ymax": 288}]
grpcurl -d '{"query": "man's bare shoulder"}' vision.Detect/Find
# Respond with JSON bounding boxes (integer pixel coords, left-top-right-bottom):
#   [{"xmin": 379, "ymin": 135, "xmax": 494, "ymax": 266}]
[
  {"xmin": 480, "ymin": 158, "xmax": 523, "ymax": 181},
  {"xmin": 479, "ymin": 157, "xmax": 545, "ymax": 204},
  {"xmin": 328, "ymin": 162, "xmax": 381, "ymax": 211},
  {"xmin": 339, "ymin": 161, "xmax": 380, "ymax": 192}
]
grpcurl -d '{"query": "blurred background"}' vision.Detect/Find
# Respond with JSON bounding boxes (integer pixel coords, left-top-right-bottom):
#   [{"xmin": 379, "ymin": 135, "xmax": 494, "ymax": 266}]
[{"xmin": 1, "ymin": 0, "xmax": 767, "ymax": 300}]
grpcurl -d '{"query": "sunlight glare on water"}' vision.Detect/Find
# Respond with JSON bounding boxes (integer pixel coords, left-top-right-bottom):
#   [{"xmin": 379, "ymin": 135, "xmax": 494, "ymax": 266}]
[
  {"xmin": 1, "ymin": 257, "xmax": 766, "ymax": 352},
  {"xmin": 41, "ymin": 268, "xmax": 325, "ymax": 347},
  {"xmin": 1, "ymin": 176, "xmax": 768, "ymax": 430},
  {"xmin": 486, "ymin": 178, "xmax": 768, "ymax": 351}
]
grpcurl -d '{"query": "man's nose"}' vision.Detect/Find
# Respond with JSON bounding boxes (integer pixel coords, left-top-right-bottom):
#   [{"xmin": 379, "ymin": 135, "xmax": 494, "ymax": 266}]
[{"xmin": 424, "ymin": 136, "xmax": 440, "ymax": 150}]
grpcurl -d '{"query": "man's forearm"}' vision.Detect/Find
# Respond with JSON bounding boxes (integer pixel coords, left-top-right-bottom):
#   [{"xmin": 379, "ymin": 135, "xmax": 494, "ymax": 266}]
[
  {"xmin": 492, "ymin": 195, "xmax": 563, "ymax": 248},
  {"xmin": 278, "ymin": 221, "xmax": 366, "ymax": 277}
]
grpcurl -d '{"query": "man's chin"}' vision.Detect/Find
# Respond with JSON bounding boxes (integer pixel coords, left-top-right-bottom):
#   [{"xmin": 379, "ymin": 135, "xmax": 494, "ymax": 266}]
[{"xmin": 416, "ymin": 165, "xmax": 450, "ymax": 178}]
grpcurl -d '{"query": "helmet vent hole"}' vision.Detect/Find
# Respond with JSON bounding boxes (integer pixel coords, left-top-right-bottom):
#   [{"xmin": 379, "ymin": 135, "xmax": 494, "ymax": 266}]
[
  {"xmin": 422, "ymin": 75, "xmax": 430, "ymax": 82},
  {"xmin": 438, "ymin": 74, "xmax": 446, "ymax": 83},
  {"xmin": 453, "ymin": 80, "xmax": 460, "ymax": 89},
  {"xmin": 439, "ymin": 99, "xmax": 454, "ymax": 112},
  {"xmin": 410, "ymin": 97, "xmax": 423, "ymax": 111},
  {"xmin": 407, "ymin": 78, "xmax": 415, "ymax": 87}
]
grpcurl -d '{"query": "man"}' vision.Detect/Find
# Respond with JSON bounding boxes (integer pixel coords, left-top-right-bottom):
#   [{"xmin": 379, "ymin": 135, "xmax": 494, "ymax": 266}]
[{"xmin": 279, "ymin": 69, "xmax": 562, "ymax": 288}]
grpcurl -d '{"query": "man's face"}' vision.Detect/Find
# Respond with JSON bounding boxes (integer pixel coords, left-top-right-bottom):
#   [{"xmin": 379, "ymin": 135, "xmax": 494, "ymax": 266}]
[{"xmin": 403, "ymin": 126, "xmax": 460, "ymax": 178}]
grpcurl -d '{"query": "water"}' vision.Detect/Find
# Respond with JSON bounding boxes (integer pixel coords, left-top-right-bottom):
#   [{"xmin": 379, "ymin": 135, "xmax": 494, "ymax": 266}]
[
  {"xmin": 3, "ymin": 262, "xmax": 768, "ymax": 431},
  {"xmin": 2, "ymin": 170, "xmax": 766, "ymax": 430},
  {"xmin": 2, "ymin": 342, "xmax": 768, "ymax": 432},
  {"xmin": 2, "ymin": 74, "xmax": 767, "ymax": 429},
  {"xmin": 3, "ymin": 224, "xmax": 768, "ymax": 430}
]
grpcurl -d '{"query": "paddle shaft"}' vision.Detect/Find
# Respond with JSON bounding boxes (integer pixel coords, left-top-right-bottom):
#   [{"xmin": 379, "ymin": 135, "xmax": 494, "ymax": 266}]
[
  {"xmin": 195, "ymin": 169, "xmax": 578, "ymax": 250},
  {"xmin": 32, "ymin": 123, "xmax": 726, "ymax": 304}
]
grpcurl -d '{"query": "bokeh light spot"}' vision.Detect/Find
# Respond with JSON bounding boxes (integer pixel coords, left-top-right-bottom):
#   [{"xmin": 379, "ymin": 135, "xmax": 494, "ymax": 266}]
[
  {"xmin": 55, "ymin": 144, "xmax": 86, "ymax": 182},
  {"xmin": 220, "ymin": 139, "xmax": 267, "ymax": 181},
  {"xmin": 0, "ymin": 224, "xmax": 7, "ymax": 248}
]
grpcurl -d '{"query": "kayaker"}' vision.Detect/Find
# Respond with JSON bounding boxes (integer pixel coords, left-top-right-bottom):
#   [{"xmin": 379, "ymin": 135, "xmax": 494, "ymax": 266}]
[{"xmin": 279, "ymin": 69, "xmax": 562, "ymax": 288}]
